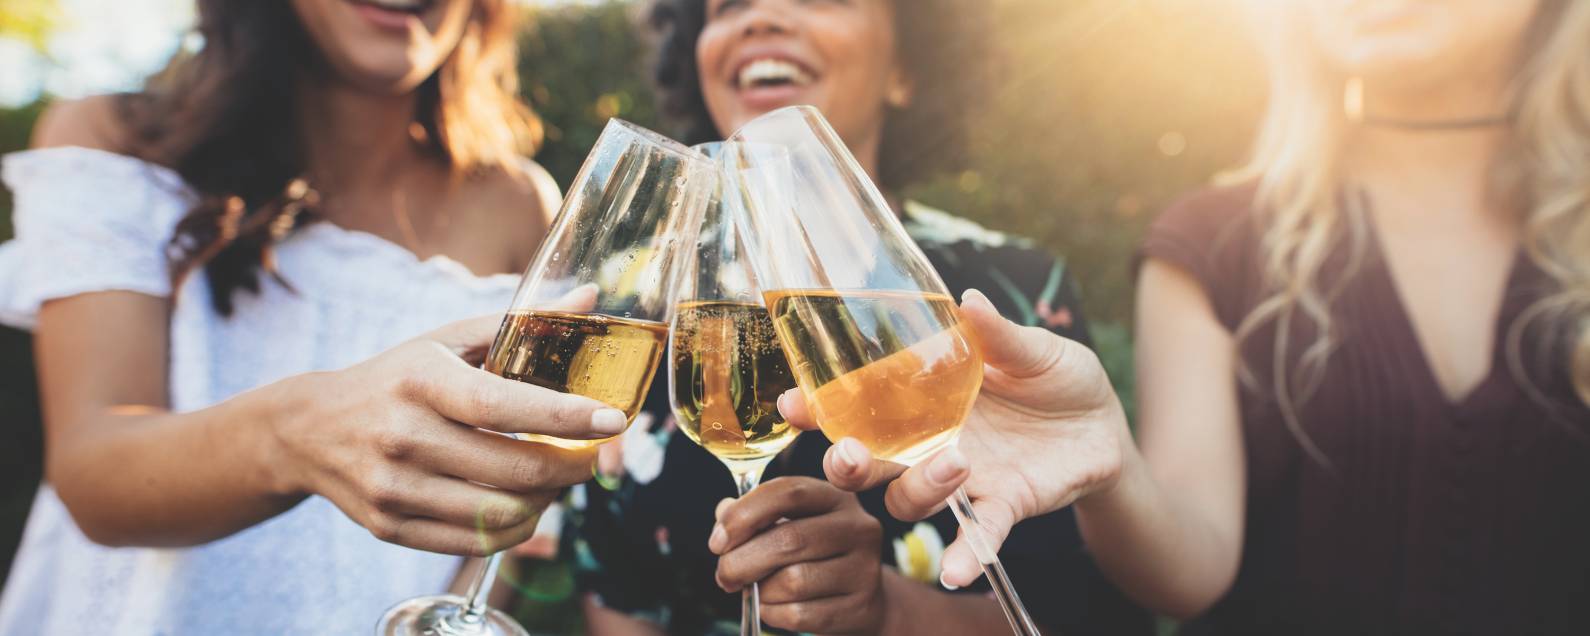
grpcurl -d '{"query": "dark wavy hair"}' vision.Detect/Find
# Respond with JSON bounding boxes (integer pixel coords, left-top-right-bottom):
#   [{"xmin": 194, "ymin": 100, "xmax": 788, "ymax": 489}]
[
  {"xmin": 118, "ymin": 0, "xmax": 540, "ymax": 315},
  {"xmin": 645, "ymin": 0, "xmax": 996, "ymax": 191}
]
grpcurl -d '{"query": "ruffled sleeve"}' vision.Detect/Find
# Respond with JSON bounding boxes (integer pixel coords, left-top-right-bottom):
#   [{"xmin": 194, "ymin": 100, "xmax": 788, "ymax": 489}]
[{"xmin": 0, "ymin": 147, "xmax": 192, "ymax": 328}]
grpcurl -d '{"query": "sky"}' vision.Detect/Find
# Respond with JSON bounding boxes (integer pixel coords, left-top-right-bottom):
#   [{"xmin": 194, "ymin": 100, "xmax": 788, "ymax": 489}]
[{"xmin": 0, "ymin": 0, "xmax": 594, "ymax": 107}]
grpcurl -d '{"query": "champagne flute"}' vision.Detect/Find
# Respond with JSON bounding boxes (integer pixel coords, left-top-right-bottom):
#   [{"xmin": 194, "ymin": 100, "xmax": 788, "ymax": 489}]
[
  {"xmin": 723, "ymin": 106, "xmax": 1042, "ymax": 636},
  {"xmin": 377, "ymin": 119, "xmax": 713, "ymax": 636},
  {"xmin": 667, "ymin": 142, "xmax": 801, "ymax": 636}
]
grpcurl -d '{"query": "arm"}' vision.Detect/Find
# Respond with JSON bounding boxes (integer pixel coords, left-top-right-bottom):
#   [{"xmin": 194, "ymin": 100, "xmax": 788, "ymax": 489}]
[
  {"xmin": 1073, "ymin": 260, "xmax": 1245, "ymax": 617},
  {"xmin": 38, "ymin": 293, "xmax": 618, "ymax": 550}
]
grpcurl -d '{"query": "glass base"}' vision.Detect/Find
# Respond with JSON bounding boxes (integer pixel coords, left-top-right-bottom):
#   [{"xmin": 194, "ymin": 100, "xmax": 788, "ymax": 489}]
[{"xmin": 376, "ymin": 594, "xmax": 529, "ymax": 636}]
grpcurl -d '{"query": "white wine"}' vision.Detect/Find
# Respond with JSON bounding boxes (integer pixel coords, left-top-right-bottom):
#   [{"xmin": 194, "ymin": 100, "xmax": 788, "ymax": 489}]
[
  {"xmin": 671, "ymin": 301, "xmax": 799, "ymax": 467},
  {"xmin": 485, "ymin": 310, "xmax": 669, "ymax": 449},
  {"xmin": 763, "ymin": 289, "xmax": 982, "ymax": 465}
]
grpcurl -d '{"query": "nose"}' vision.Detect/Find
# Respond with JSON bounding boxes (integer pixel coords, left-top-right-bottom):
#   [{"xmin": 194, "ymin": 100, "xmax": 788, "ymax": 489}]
[{"xmin": 739, "ymin": 0, "xmax": 796, "ymax": 37}]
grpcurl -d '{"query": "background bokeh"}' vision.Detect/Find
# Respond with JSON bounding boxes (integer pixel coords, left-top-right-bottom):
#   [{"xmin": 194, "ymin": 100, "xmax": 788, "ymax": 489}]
[{"xmin": 0, "ymin": 0, "xmax": 1264, "ymax": 630}]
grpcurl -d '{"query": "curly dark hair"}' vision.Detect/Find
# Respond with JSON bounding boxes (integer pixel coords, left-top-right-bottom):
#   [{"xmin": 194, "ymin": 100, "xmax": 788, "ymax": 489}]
[{"xmin": 645, "ymin": 0, "xmax": 996, "ymax": 191}]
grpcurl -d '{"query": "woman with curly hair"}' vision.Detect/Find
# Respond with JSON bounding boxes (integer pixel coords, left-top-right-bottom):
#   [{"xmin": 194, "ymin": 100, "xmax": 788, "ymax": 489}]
[
  {"xmin": 564, "ymin": 1, "xmax": 1149, "ymax": 634},
  {"xmin": 0, "ymin": 1, "xmax": 619, "ymax": 633}
]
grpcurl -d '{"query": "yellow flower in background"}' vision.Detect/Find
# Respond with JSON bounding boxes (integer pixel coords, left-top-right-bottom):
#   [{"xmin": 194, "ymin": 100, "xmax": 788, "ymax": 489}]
[{"xmin": 892, "ymin": 522, "xmax": 945, "ymax": 584}]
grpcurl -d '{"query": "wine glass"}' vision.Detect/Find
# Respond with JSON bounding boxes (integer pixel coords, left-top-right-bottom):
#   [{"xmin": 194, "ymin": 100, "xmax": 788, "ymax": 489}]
[
  {"xmin": 723, "ymin": 106, "xmax": 1042, "ymax": 636},
  {"xmin": 666, "ymin": 142, "xmax": 801, "ymax": 636},
  {"xmin": 377, "ymin": 119, "xmax": 714, "ymax": 636}
]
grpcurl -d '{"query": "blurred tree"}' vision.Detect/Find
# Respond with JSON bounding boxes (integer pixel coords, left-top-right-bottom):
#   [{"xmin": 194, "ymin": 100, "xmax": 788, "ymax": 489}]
[{"xmin": 518, "ymin": 1, "xmax": 662, "ymax": 187}]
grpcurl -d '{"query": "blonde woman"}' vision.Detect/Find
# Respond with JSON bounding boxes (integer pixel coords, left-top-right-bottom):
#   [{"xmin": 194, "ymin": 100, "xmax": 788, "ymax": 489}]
[{"xmin": 782, "ymin": 0, "xmax": 1590, "ymax": 632}]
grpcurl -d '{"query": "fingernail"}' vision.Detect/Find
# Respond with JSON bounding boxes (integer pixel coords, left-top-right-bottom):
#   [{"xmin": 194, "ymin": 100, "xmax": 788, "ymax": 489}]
[
  {"xmin": 836, "ymin": 438, "xmax": 866, "ymax": 472},
  {"xmin": 591, "ymin": 409, "xmax": 628, "ymax": 435},
  {"xmin": 940, "ymin": 573, "xmax": 959, "ymax": 591},
  {"xmin": 715, "ymin": 498, "xmax": 733, "ymax": 520},
  {"xmin": 708, "ymin": 523, "xmax": 726, "ymax": 553},
  {"xmin": 962, "ymin": 288, "xmax": 991, "ymax": 309},
  {"xmin": 927, "ymin": 448, "xmax": 968, "ymax": 485},
  {"xmin": 776, "ymin": 390, "xmax": 792, "ymax": 415}
]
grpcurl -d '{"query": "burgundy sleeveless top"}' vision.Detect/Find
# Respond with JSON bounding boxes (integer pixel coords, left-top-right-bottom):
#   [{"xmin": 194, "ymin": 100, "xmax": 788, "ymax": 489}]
[{"xmin": 1141, "ymin": 185, "xmax": 1590, "ymax": 634}]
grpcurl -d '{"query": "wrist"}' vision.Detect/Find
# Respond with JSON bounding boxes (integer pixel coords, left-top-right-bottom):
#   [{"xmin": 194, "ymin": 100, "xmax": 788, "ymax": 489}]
[
  {"xmin": 256, "ymin": 371, "xmax": 322, "ymax": 498},
  {"xmin": 875, "ymin": 568, "xmax": 919, "ymax": 636},
  {"xmin": 1075, "ymin": 420, "xmax": 1145, "ymax": 520}
]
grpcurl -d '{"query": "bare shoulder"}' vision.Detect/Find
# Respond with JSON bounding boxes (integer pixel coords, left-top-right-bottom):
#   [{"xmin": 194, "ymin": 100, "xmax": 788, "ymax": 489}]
[
  {"xmin": 31, "ymin": 95, "xmax": 133, "ymax": 152},
  {"xmin": 469, "ymin": 158, "xmax": 563, "ymax": 265}
]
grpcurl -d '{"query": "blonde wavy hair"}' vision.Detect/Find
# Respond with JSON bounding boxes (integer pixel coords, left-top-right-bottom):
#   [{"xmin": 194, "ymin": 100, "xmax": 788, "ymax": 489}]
[{"xmin": 1222, "ymin": 0, "xmax": 1590, "ymax": 463}]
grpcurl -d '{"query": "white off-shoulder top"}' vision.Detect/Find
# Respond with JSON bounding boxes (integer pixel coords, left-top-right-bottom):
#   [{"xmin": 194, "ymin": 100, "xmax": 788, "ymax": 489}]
[{"xmin": 0, "ymin": 147, "xmax": 523, "ymax": 634}]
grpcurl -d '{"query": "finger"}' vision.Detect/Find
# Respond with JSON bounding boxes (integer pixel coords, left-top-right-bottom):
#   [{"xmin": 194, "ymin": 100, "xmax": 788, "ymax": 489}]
[
  {"xmin": 761, "ymin": 593, "xmax": 875, "ymax": 635},
  {"xmin": 938, "ymin": 498, "xmax": 1019, "ymax": 588},
  {"xmin": 960, "ymin": 288, "xmax": 1070, "ymax": 379},
  {"xmin": 821, "ymin": 438, "xmax": 903, "ymax": 492},
  {"xmin": 412, "ymin": 357, "xmax": 630, "ymax": 439},
  {"xmin": 381, "ymin": 474, "xmax": 550, "ymax": 531},
  {"xmin": 364, "ymin": 512, "xmax": 543, "ymax": 557},
  {"xmin": 715, "ymin": 512, "xmax": 874, "ymax": 591},
  {"xmin": 411, "ymin": 423, "xmax": 597, "ymax": 493},
  {"xmin": 757, "ymin": 551, "xmax": 877, "ymax": 604},
  {"xmin": 421, "ymin": 285, "xmax": 599, "ymax": 362},
  {"xmin": 881, "ymin": 446, "xmax": 968, "ymax": 521},
  {"xmin": 710, "ymin": 478, "xmax": 847, "ymax": 554},
  {"xmin": 536, "ymin": 282, "xmax": 600, "ymax": 313},
  {"xmin": 423, "ymin": 314, "xmax": 507, "ymax": 362},
  {"xmin": 777, "ymin": 388, "xmax": 818, "ymax": 431}
]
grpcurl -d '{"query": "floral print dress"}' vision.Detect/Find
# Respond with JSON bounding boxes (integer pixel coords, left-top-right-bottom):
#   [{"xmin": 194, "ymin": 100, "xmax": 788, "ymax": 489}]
[{"xmin": 558, "ymin": 202, "xmax": 1149, "ymax": 635}]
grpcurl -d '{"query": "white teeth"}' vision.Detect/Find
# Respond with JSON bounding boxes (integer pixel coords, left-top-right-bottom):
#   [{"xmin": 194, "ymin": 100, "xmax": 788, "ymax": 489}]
[
  {"xmin": 737, "ymin": 59, "xmax": 814, "ymax": 90},
  {"xmin": 367, "ymin": 0, "xmax": 425, "ymax": 11}
]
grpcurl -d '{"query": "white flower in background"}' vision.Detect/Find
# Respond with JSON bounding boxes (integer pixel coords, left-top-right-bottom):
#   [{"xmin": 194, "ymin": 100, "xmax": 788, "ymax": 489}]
[{"xmin": 892, "ymin": 522, "xmax": 945, "ymax": 584}]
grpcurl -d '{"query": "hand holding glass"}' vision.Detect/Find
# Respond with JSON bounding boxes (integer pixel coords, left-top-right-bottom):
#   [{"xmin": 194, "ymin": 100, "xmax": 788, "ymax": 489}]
[
  {"xmin": 725, "ymin": 106, "xmax": 1042, "ymax": 636},
  {"xmin": 377, "ymin": 119, "xmax": 712, "ymax": 636},
  {"xmin": 666, "ymin": 142, "xmax": 801, "ymax": 636}
]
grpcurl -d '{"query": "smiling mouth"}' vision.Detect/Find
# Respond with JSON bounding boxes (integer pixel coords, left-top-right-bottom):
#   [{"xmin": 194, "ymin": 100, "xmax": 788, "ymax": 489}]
[
  {"xmin": 736, "ymin": 58, "xmax": 816, "ymax": 91},
  {"xmin": 347, "ymin": 0, "xmax": 434, "ymax": 15}
]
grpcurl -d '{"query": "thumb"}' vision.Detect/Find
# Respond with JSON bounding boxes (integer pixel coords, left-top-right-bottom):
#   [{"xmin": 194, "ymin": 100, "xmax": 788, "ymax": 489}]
[
  {"xmin": 424, "ymin": 314, "xmax": 507, "ymax": 360},
  {"xmin": 540, "ymin": 283, "xmax": 600, "ymax": 313},
  {"xmin": 960, "ymin": 288, "xmax": 1066, "ymax": 379}
]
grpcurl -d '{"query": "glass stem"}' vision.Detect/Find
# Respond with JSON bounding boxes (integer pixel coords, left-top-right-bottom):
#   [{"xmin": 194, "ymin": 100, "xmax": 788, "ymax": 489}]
[
  {"xmin": 458, "ymin": 552, "xmax": 504, "ymax": 628},
  {"xmin": 732, "ymin": 466, "xmax": 766, "ymax": 636},
  {"xmin": 946, "ymin": 486, "xmax": 1040, "ymax": 636}
]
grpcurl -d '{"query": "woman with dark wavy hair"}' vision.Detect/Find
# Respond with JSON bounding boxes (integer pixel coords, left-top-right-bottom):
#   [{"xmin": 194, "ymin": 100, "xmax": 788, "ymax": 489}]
[
  {"xmin": 563, "ymin": 1, "xmax": 1149, "ymax": 634},
  {"xmin": 0, "ymin": 1, "xmax": 620, "ymax": 632}
]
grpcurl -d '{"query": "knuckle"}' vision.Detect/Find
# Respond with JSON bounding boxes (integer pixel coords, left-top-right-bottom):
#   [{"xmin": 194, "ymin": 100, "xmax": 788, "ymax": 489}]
[
  {"xmin": 778, "ymin": 563, "xmax": 816, "ymax": 598},
  {"xmin": 362, "ymin": 470, "xmax": 404, "ymax": 513},
  {"xmin": 373, "ymin": 427, "xmax": 414, "ymax": 461},
  {"xmin": 780, "ymin": 603, "xmax": 822, "ymax": 632},
  {"xmin": 464, "ymin": 382, "xmax": 504, "ymax": 424},
  {"xmin": 720, "ymin": 504, "xmax": 755, "ymax": 533},
  {"xmin": 394, "ymin": 367, "xmax": 430, "ymax": 401},
  {"xmin": 769, "ymin": 526, "xmax": 806, "ymax": 556},
  {"xmin": 366, "ymin": 513, "xmax": 403, "ymax": 543},
  {"xmin": 509, "ymin": 454, "xmax": 549, "ymax": 491},
  {"xmin": 479, "ymin": 497, "xmax": 531, "ymax": 530}
]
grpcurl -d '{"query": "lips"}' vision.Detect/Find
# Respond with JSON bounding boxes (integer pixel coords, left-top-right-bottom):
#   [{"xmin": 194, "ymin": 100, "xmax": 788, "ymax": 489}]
[
  {"xmin": 348, "ymin": 0, "xmax": 433, "ymax": 13},
  {"xmin": 736, "ymin": 57, "xmax": 816, "ymax": 91}
]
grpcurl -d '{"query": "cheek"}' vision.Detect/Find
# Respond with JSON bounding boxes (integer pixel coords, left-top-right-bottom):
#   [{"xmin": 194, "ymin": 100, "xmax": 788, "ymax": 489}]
[{"xmin": 697, "ymin": 27, "xmax": 742, "ymax": 136}]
